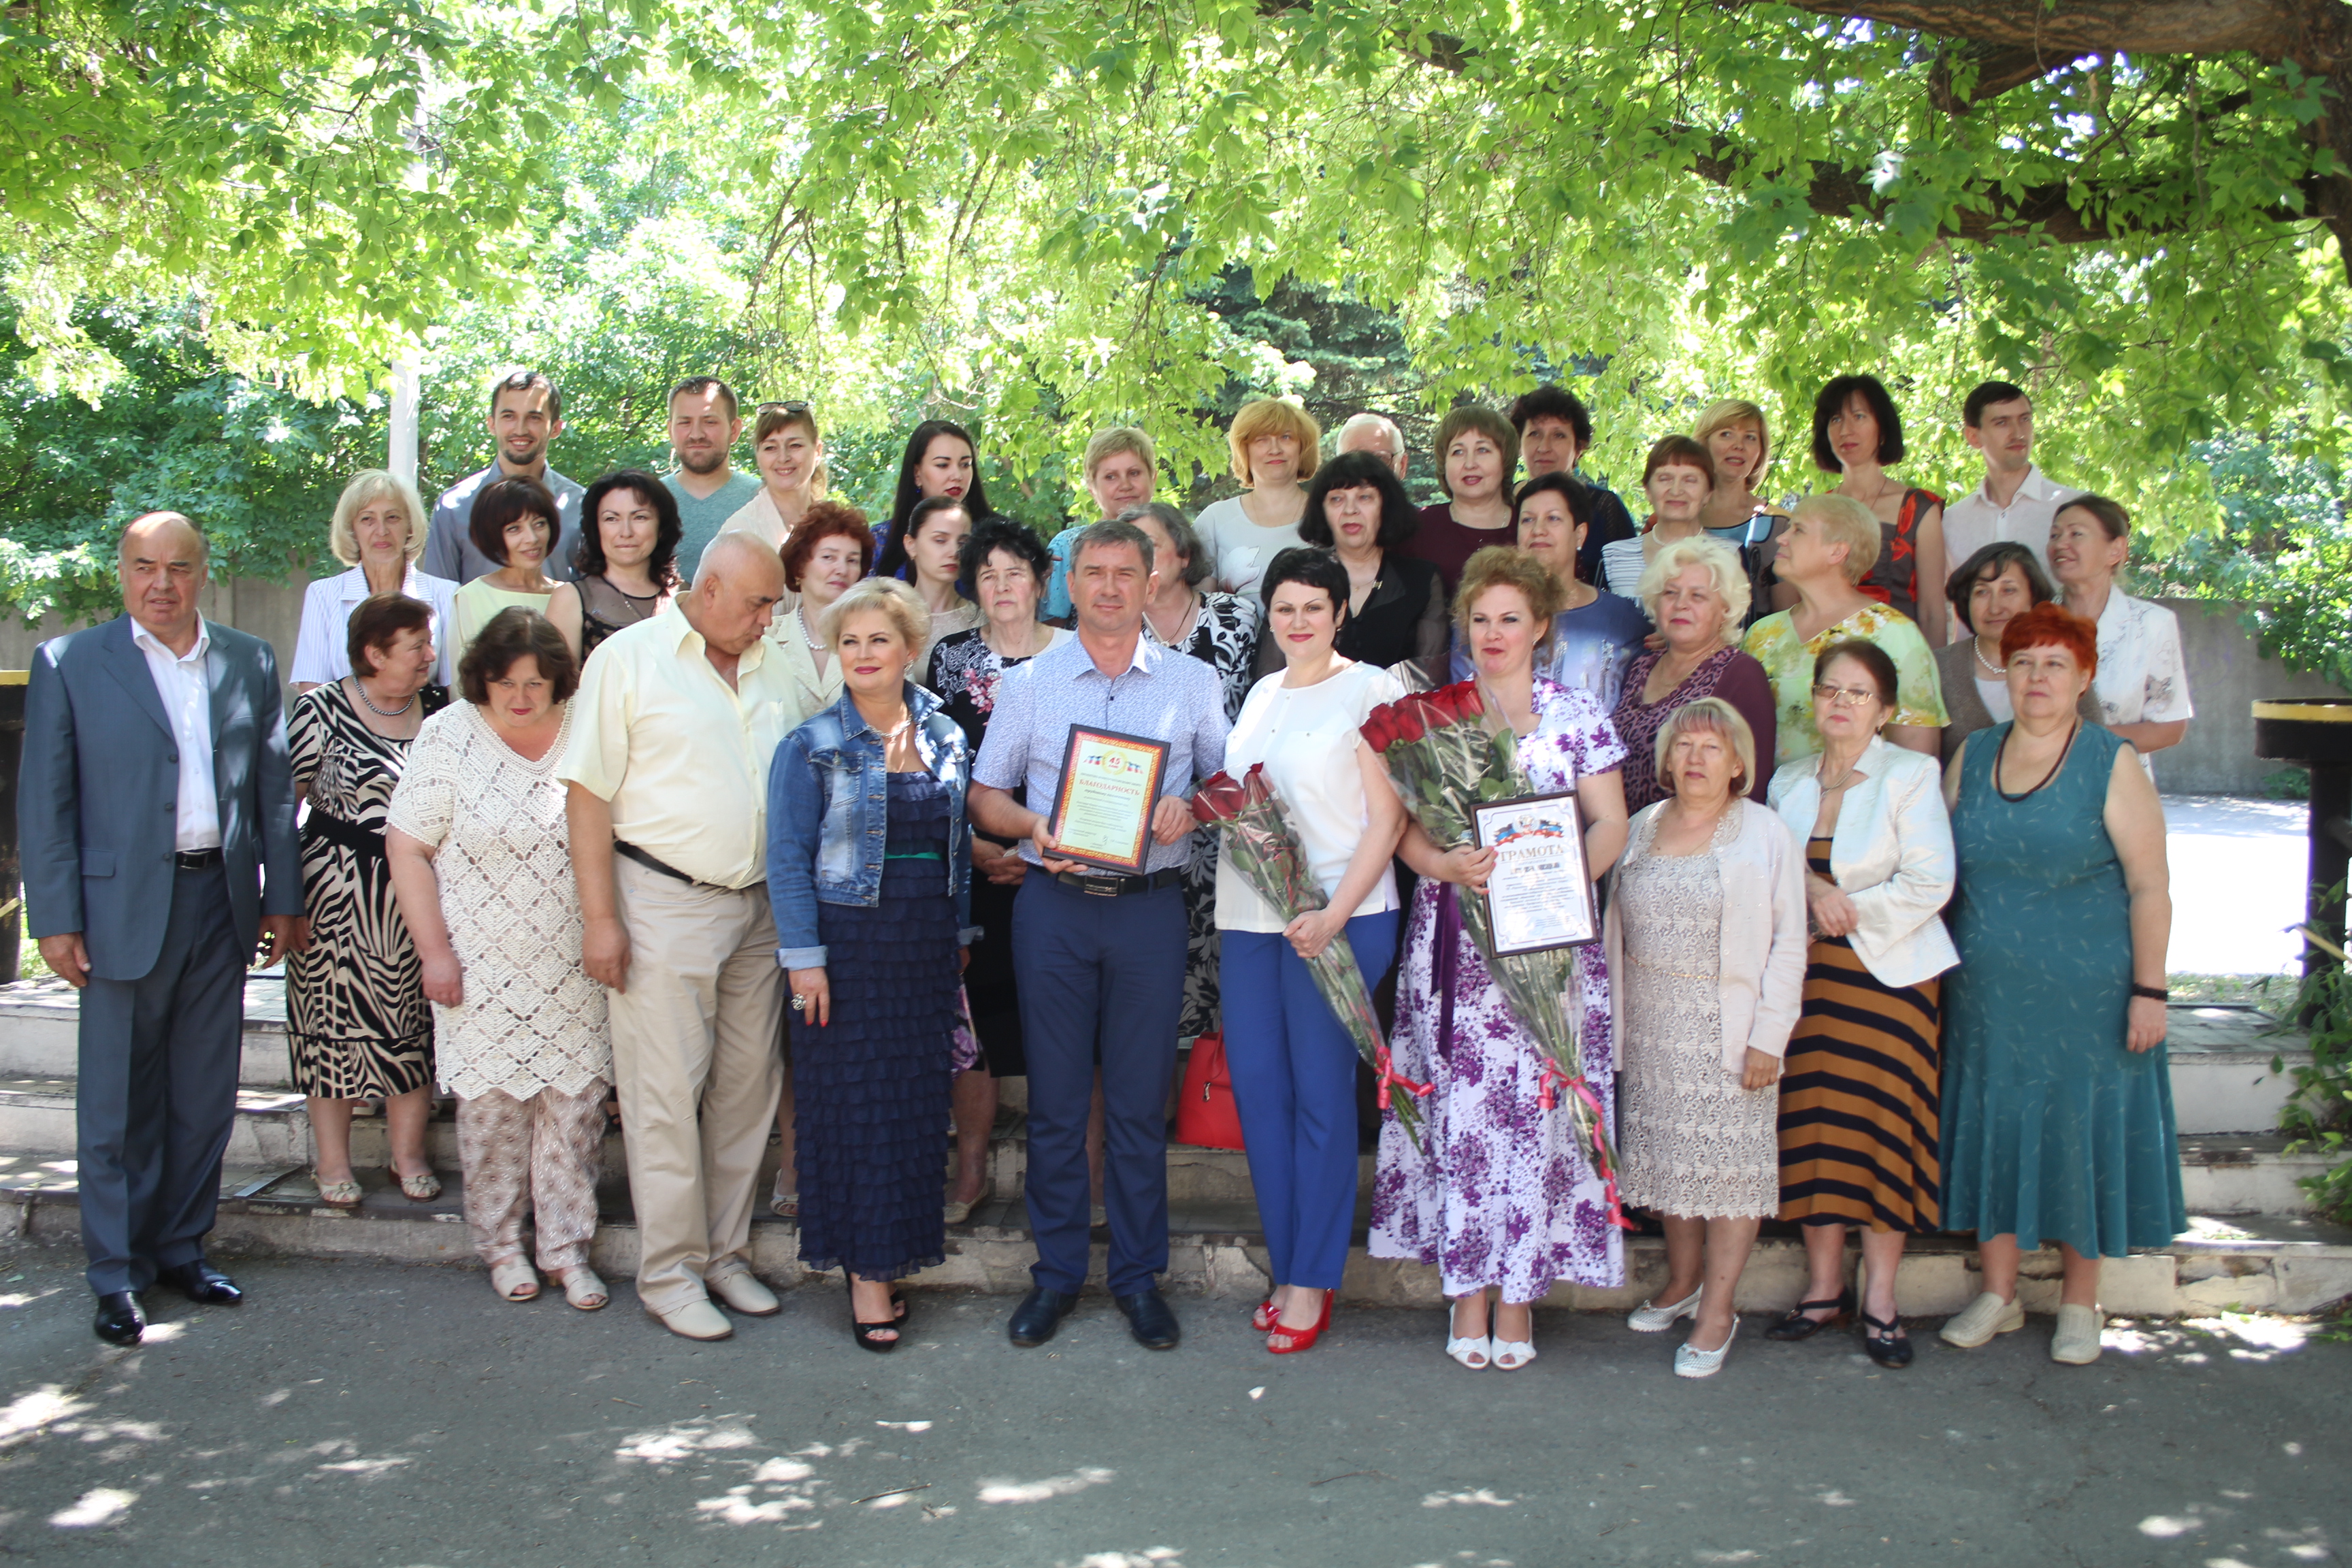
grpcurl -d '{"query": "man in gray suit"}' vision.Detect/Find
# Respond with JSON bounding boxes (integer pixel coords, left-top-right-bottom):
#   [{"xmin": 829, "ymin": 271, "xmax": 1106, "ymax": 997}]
[{"xmin": 18, "ymin": 512, "xmax": 308, "ymax": 1345}]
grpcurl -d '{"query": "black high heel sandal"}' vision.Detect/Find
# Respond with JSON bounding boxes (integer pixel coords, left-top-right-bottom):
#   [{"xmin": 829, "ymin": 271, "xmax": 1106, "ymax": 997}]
[
  {"xmin": 1859, "ymin": 1307, "xmax": 1913, "ymax": 1368},
  {"xmin": 847, "ymin": 1275, "xmax": 900, "ymax": 1354},
  {"xmin": 1763, "ymin": 1286, "xmax": 1855, "ymax": 1341}
]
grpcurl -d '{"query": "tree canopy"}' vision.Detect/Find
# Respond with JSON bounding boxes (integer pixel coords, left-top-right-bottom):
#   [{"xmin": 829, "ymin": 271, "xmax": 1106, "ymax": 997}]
[{"xmin": 5, "ymin": 0, "xmax": 2352, "ymax": 576}]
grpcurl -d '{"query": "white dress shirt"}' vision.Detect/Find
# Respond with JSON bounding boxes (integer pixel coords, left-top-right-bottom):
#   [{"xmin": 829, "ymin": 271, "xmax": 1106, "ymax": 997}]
[
  {"xmin": 131, "ymin": 617, "xmax": 222, "ymax": 851},
  {"xmin": 1942, "ymin": 463, "xmax": 2078, "ymax": 586}
]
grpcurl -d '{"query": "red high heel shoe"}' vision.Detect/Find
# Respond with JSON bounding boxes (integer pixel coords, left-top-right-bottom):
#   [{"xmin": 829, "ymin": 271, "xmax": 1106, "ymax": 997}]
[
  {"xmin": 1266, "ymin": 1290, "xmax": 1334, "ymax": 1354},
  {"xmin": 1252, "ymin": 1296, "xmax": 1279, "ymax": 1332}
]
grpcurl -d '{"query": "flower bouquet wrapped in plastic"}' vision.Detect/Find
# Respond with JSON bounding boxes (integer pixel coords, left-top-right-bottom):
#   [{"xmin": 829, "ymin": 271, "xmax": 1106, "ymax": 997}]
[
  {"xmin": 1190, "ymin": 764, "xmax": 1429, "ymax": 1149},
  {"xmin": 1358, "ymin": 681, "xmax": 1627, "ymax": 1223}
]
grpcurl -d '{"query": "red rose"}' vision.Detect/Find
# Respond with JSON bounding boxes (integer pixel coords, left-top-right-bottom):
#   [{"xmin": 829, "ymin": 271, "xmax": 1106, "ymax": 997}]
[
  {"xmin": 1452, "ymin": 681, "xmax": 1484, "ymax": 719},
  {"xmin": 1361, "ymin": 704, "xmax": 1399, "ymax": 752},
  {"xmin": 1388, "ymin": 701, "xmax": 1427, "ymax": 745},
  {"xmin": 1191, "ymin": 771, "xmax": 1248, "ymax": 824},
  {"xmin": 1422, "ymin": 686, "xmax": 1465, "ymax": 726},
  {"xmin": 1243, "ymin": 764, "xmax": 1274, "ymax": 805}
]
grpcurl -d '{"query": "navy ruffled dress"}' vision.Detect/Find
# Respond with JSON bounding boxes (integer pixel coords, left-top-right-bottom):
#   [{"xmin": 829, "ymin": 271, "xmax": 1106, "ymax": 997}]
[{"xmin": 791, "ymin": 772, "xmax": 960, "ymax": 1281}]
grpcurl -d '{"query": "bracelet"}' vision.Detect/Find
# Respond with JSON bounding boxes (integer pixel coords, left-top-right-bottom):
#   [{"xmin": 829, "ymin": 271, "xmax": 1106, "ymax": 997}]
[{"xmin": 2129, "ymin": 983, "xmax": 2168, "ymax": 1002}]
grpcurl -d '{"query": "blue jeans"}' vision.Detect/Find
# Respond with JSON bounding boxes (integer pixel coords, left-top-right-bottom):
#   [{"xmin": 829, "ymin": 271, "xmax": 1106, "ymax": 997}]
[{"xmin": 1220, "ymin": 910, "xmax": 1399, "ymax": 1291}]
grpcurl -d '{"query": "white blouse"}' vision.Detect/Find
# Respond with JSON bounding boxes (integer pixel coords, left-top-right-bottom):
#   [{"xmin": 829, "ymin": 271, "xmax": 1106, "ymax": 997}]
[
  {"xmin": 2086, "ymin": 589, "xmax": 2194, "ymax": 729},
  {"xmin": 291, "ymin": 565, "xmax": 459, "ymax": 687},
  {"xmin": 385, "ymin": 702, "xmax": 610, "ymax": 1100},
  {"xmin": 1192, "ymin": 495, "xmax": 1305, "ymax": 599},
  {"xmin": 1214, "ymin": 661, "xmax": 1403, "ymax": 933}
]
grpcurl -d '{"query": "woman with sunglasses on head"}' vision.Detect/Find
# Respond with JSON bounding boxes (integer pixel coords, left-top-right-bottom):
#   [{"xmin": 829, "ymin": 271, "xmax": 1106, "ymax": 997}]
[{"xmin": 1763, "ymin": 640, "xmax": 1957, "ymax": 1368}]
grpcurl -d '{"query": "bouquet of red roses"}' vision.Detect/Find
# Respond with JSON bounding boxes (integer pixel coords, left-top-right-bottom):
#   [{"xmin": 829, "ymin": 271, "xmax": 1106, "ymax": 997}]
[
  {"xmin": 1192, "ymin": 764, "xmax": 1428, "ymax": 1149},
  {"xmin": 1360, "ymin": 681, "xmax": 1626, "ymax": 1222}
]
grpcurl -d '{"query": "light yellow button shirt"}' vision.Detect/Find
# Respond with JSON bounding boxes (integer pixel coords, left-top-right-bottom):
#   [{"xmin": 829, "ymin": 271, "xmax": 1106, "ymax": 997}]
[{"xmin": 555, "ymin": 609, "xmax": 810, "ymax": 890}]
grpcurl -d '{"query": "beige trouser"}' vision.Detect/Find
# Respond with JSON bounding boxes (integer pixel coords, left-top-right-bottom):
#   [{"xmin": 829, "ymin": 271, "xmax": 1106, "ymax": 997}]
[
  {"xmin": 455, "ymin": 1082, "xmax": 609, "ymax": 1272},
  {"xmin": 608, "ymin": 858, "xmax": 786, "ymax": 1312}
]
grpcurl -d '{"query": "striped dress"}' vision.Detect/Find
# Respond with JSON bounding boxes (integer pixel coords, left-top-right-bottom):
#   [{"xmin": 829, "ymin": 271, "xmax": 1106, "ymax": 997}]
[{"xmin": 1775, "ymin": 835, "xmax": 1942, "ymax": 1232}]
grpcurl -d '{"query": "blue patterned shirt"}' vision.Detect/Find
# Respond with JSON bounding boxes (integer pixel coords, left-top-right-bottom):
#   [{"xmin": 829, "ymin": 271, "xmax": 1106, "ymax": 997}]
[{"xmin": 972, "ymin": 631, "xmax": 1230, "ymax": 873}]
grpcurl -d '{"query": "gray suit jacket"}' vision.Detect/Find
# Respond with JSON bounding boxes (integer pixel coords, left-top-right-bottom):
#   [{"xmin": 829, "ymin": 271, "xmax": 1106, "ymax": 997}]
[{"xmin": 18, "ymin": 615, "xmax": 303, "ymax": 981}]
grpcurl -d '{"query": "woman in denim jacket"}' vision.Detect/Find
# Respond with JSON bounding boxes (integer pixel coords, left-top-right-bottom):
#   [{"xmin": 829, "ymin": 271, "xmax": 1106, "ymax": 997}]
[{"xmin": 767, "ymin": 578, "xmax": 977, "ymax": 1351}]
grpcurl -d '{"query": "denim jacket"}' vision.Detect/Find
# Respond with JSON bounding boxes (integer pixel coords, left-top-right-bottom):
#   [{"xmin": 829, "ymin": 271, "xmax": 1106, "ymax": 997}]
[{"xmin": 768, "ymin": 681, "xmax": 976, "ymax": 970}]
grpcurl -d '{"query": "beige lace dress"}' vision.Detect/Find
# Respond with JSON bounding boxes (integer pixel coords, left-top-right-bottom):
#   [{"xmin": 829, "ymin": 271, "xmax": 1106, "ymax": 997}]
[
  {"xmin": 1614, "ymin": 808, "xmax": 1781, "ymax": 1220},
  {"xmin": 384, "ymin": 702, "xmax": 610, "ymax": 1099}
]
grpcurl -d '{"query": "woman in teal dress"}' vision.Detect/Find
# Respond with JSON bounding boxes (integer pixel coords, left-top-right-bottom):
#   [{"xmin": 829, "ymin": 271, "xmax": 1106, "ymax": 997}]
[{"xmin": 1936, "ymin": 604, "xmax": 2182, "ymax": 1367}]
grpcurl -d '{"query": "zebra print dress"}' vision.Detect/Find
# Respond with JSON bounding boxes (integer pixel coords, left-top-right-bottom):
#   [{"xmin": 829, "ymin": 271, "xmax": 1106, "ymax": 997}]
[{"xmin": 287, "ymin": 680, "xmax": 448, "ymax": 1098}]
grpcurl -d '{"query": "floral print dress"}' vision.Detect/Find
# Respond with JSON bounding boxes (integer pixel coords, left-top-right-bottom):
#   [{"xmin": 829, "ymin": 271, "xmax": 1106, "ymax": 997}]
[
  {"xmin": 1741, "ymin": 602, "xmax": 1948, "ymax": 768},
  {"xmin": 1368, "ymin": 679, "xmax": 1627, "ymax": 1299}
]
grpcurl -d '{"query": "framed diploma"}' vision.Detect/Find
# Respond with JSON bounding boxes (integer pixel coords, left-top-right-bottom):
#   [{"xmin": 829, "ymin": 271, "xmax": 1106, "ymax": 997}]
[
  {"xmin": 1047, "ymin": 724, "xmax": 1172, "ymax": 875},
  {"xmin": 1472, "ymin": 791, "xmax": 1598, "ymax": 953}
]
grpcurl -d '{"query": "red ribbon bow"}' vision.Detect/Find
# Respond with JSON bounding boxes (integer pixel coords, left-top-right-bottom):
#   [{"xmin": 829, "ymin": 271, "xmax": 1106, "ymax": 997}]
[
  {"xmin": 1539, "ymin": 1063, "xmax": 1634, "ymax": 1231},
  {"xmin": 1373, "ymin": 1046, "xmax": 1431, "ymax": 1111}
]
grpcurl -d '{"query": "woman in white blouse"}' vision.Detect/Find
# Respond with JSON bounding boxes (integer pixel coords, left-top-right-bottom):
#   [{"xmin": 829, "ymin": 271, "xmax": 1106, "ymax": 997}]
[
  {"xmin": 1763, "ymin": 640, "xmax": 1957, "ymax": 1369},
  {"xmin": 2050, "ymin": 494, "xmax": 2192, "ymax": 757},
  {"xmin": 1216, "ymin": 548, "xmax": 1406, "ymax": 1356},
  {"xmin": 293, "ymin": 470, "xmax": 459, "ymax": 690},
  {"xmin": 1191, "ymin": 397, "xmax": 1322, "ymax": 600},
  {"xmin": 385, "ymin": 608, "xmax": 612, "ymax": 1311}
]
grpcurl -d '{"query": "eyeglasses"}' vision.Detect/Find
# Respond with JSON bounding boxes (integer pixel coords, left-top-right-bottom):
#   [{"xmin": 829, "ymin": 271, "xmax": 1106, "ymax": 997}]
[
  {"xmin": 756, "ymin": 400, "xmax": 813, "ymax": 415},
  {"xmin": 1812, "ymin": 683, "xmax": 1882, "ymax": 708}
]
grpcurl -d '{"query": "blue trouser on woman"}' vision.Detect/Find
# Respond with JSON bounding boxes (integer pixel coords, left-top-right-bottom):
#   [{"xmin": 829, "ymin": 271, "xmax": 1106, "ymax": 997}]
[{"xmin": 1221, "ymin": 910, "xmax": 1399, "ymax": 1292}]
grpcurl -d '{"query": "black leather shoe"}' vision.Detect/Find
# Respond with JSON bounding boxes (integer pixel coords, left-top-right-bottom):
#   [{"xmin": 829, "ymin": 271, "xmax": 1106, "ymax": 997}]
[
  {"xmin": 1114, "ymin": 1288, "xmax": 1181, "ymax": 1350},
  {"xmin": 93, "ymin": 1292, "xmax": 146, "ymax": 1346},
  {"xmin": 1007, "ymin": 1287, "xmax": 1079, "ymax": 1347},
  {"xmin": 1859, "ymin": 1309, "xmax": 1914, "ymax": 1369},
  {"xmin": 157, "ymin": 1261, "xmax": 242, "ymax": 1305}
]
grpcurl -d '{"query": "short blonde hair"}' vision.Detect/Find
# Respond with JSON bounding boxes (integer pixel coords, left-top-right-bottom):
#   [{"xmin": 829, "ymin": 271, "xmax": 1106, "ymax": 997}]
[
  {"xmin": 820, "ymin": 576, "xmax": 928, "ymax": 653},
  {"xmin": 1693, "ymin": 399, "xmax": 1771, "ymax": 481},
  {"xmin": 1454, "ymin": 546, "xmax": 1565, "ymax": 651},
  {"xmin": 1635, "ymin": 535, "xmax": 1750, "ymax": 638},
  {"xmin": 753, "ymin": 404, "xmax": 829, "ymax": 500},
  {"xmin": 1227, "ymin": 398, "xmax": 1323, "ymax": 488},
  {"xmin": 1083, "ymin": 426, "xmax": 1157, "ymax": 480},
  {"xmin": 1653, "ymin": 696, "xmax": 1757, "ymax": 796},
  {"xmin": 1793, "ymin": 493, "xmax": 1882, "ymax": 585},
  {"xmin": 328, "ymin": 470, "xmax": 428, "ymax": 568}
]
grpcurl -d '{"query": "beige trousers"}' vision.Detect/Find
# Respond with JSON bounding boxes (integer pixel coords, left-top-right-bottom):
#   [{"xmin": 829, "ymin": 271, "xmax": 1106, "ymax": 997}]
[
  {"xmin": 455, "ymin": 1083, "xmax": 609, "ymax": 1271},
  {"xmin": 608, "ymin": 858, "xmax": 785, "ymax": 1311}
]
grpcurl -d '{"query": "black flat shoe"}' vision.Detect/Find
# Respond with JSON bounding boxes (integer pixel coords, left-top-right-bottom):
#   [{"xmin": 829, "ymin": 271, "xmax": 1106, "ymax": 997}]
[
  {"xmin": 157, "ymin": 1260, "xmax": 242, "ymax": 1305},
  {"xmin": 1763, "ymin": 1287, "xmax": 1854, "ymax": 1341},
  {"xmin": 847, "ymin": 1275, "xmax": 899, "ymax": 1354},
  {"xmin": 1008, "ymin": 1286, "xmax": 1079, "ymax": 1347},
  {"xmin": 1114, "ymin": 1288, "xmax": 1181, "ymax": 1350},
  {"xmin": 93, "ymin": 1292, "xmax": 146, "ymax": 1346},
  {"xmin": 1859, "ymin": 1308, "xmax": 1914, "ymax": 1368}
]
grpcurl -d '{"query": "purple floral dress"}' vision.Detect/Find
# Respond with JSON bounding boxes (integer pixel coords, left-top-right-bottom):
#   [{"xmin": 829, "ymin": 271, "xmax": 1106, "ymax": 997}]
[{"xmin": 1369, "ymin": 679, "xmax": 1627, "ymax": 1299}]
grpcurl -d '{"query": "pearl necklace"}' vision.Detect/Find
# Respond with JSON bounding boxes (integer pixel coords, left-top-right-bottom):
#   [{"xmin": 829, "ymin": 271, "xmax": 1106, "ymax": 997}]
[{"xmin": 1972, "ymin": 636, "xmax": 2004, "ymax": 678}]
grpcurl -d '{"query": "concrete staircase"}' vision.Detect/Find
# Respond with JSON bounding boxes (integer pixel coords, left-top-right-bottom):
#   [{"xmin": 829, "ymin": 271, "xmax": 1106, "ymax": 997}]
[{"xmin": 1, "ymin": 979, "xmax": 2346, "ymax": 1318}]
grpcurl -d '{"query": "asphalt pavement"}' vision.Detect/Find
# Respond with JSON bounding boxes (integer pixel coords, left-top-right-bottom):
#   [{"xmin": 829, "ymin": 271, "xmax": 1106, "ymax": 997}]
[{"xmin": 0, "ymin": 1247, "xmax": 2343, "ymax": 1567}]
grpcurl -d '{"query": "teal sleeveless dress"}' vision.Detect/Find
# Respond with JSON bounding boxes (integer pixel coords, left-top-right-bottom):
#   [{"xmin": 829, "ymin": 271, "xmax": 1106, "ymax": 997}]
[{"xmin": 1940, "ymin": 721, "xmax": 2186, "ymax": 1255}]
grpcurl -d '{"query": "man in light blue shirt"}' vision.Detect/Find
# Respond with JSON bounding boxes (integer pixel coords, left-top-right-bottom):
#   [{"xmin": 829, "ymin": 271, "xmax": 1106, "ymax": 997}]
[
  {"xmin": 970, "ymin": 519, "xmax": 1228, "ymax": 1351},
  {"xmin": 425, "ymin": 369, "xmax": 585, "ymax": 583},
  {"xmin": 663, "ymin": 376, "xmax": 765, "ymax": 574}
]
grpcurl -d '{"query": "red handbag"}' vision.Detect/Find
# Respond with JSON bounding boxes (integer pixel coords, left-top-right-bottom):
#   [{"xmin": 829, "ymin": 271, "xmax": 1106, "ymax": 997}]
[{"xmin": 1174, "ymin": 1032, "xmax": 1245, "ymax": 1150}]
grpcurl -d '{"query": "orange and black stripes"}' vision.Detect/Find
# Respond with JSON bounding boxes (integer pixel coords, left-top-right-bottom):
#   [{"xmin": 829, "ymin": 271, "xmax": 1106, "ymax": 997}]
[{"xmin": 1776, "ymin": 840, "xmax": 1942, "ymax": 1233}]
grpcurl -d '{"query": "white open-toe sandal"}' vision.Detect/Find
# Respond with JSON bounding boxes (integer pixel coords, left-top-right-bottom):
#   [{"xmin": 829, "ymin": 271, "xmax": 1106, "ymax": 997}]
[
  {"xmin": 551, "ymin": 1267, "xmax": 608, "ymax": 1311},
  {"xmin": 489, "ymin": 1259, "xmax": 540, "ymax": 1302},
  {"xmin": 1492, "ymin": 1337, "xmax": 1538, "ymax": 1371},
  {"xmin": 1447, "ymin": 1332, "xmax": 1492, "ymax": 1370}
]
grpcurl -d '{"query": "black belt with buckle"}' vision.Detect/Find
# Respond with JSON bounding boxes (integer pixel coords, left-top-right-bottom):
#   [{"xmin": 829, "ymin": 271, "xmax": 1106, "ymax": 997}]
[
  {"xmin": 173, "ymin": 847, "xmax": 223, "ymax": 871},
  {"xmin": 614, "ymin": 840, "xmax": 736, "ymax": 892},
  {"xmin": 1046, "ymin": 866, "xmax": 1183, "ymax": 898}
]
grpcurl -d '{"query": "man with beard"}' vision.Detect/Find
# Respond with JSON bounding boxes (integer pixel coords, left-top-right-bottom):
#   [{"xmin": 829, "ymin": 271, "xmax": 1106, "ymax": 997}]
[
  {"xmin": 425, "ymin": 369, "xmax": 586, "ymax": 583},
  {"xmin": 663, "ymin": 378, "xmax": 764, "ymax": 573}
]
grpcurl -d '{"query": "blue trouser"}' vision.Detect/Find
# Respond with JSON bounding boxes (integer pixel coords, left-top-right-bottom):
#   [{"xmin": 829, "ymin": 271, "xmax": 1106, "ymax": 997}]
[
  {"xmin": 1220, "ymin": 911, "xmax": 1399, "ymax": 1291},
  {"xmin": 76, "ymin": 862, "xmax": 244, "ymax": 1296},
  {"xmin": 1013, "ymin": 870, "xmax": 1187, "ymax": 1295}
]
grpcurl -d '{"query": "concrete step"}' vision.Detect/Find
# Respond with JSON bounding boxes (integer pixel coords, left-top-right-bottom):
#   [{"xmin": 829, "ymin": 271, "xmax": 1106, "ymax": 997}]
[
  {"xmin": 0, "ymin": 985, "xmax": 2314, "ymax": 1134},
  {"xmin": 2178, "ymin": 1134, "xmax": 2336, "ymax": 1218},
  {"xmin": 3, "ymin": 1155, "xmax": 2345, "ymax": 1319}
]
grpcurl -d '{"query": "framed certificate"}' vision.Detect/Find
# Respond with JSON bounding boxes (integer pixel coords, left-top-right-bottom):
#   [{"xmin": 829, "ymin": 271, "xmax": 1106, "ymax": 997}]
[
  {"xmin": 1047, "ymin": 724, "xmax": 1172, "ymax": 875},
  {"xmin": 1472, "ymin": 791, "xmax": 1598, "ymax": 953}
]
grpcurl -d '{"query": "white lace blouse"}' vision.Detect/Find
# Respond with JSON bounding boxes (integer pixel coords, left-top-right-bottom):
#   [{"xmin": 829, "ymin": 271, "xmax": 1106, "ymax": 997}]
[{"xmin": 385, "ymin": 702, "xmax": 612, "ymax": 1099}]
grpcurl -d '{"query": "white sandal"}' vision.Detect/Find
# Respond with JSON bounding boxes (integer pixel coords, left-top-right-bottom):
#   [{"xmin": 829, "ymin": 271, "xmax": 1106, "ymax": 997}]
[
  {"xmin": 550, "ymin": 1267, "xmax": 608, "ymax": 1311},
  {"xmin": 1492, "ymin": 1337, "xmax": 1538, "ymax": 1371},
  {"xmin": 1446, "ymin": 1298, "xmax": 1491, "ymax": 1369},
  {"xmin": 489, "ymin": 1259, "xmax": 540, "ymax": 1302}
]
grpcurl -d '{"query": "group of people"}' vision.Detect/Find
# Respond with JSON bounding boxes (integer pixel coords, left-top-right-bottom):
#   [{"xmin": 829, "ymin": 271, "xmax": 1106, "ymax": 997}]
[{"xmin": 26, "ymin": 368, "xmax": 2187, "ymax": 1381}]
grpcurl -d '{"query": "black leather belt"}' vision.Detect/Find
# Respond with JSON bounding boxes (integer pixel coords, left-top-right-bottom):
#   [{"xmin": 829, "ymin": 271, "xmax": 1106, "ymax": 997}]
[
  {"xmin": 614, "ymin": 840, "xmax": 735, "ymax": 892},
  {"xmin": 1045, "ymin": 866, "xmax": 1183, "ymax": 898},
  {"xmin": 302, "ymin": 810, "xmax": 384, "ymax": 860},
  {"xmin": 173, "ymin": 847, "xmax": 223, "ymax": 870}
]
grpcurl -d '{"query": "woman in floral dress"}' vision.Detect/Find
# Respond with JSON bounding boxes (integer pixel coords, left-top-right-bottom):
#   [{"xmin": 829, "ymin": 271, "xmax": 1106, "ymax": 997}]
[{"xmin": 1370, "ymin": 547, "xmax": 1631, "ymax": 1371}]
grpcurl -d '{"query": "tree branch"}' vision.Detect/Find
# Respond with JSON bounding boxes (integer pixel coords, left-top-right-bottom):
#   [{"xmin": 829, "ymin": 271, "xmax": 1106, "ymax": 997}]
[{"xmin": 1771, "ymin": 1, "xmax": 2341, "ymax": 73}]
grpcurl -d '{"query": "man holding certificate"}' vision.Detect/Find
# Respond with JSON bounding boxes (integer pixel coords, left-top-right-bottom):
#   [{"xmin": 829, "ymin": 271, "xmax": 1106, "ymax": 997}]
[{"xmin": 970, "ymin": 518, "xmax": 1229, "ymax": 1351}]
